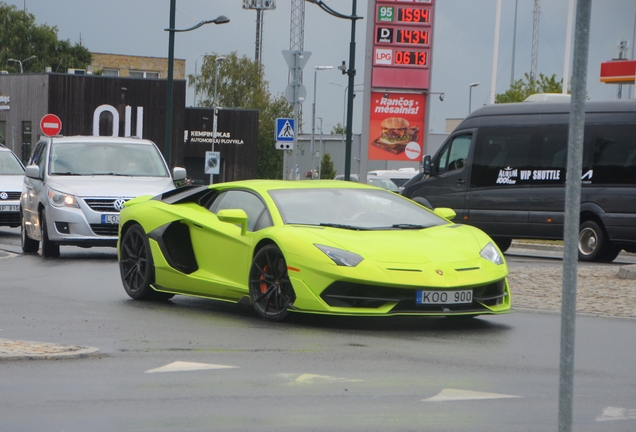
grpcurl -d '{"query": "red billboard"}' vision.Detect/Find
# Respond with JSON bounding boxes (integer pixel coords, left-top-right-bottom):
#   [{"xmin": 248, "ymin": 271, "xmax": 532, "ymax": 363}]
[{"xmin": 368, "ymin": 92, "xmax": 426, "ymax": 161}]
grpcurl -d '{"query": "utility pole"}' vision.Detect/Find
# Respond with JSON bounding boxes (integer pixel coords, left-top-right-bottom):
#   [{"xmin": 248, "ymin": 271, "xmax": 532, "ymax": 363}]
[{"xmin": 530, "ymin": 0, "xmax": 540, "ymax": 81}]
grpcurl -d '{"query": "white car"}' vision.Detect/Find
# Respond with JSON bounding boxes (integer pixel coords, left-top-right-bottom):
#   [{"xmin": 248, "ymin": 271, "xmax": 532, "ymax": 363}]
[
  {"xmin": 21, "ymin": 136, "xmax": 186, "ymax": 257},
  {"xmin": 0, "ymin": 144, "xmax": 25, "ymax": 228}
]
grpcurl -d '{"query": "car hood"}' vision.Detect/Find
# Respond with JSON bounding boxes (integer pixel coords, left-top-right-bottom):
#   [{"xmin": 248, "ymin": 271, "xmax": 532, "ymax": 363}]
[
  {"xmin": 293, "ymin": 224, "xmax": 487, "ymax": 265},
  {"xmin": 46, "ymin": 176, "xmax": 175, "ymax": 198},
  {"xmin": 0, "ymin": 175, "xmax": 25, "ymax": 193}
]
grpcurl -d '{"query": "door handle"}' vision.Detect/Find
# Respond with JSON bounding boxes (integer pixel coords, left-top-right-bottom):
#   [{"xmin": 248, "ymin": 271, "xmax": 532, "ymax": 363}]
[{"xmin": 456, "ymin": 179, "xmax": 466, "ymax": 185}]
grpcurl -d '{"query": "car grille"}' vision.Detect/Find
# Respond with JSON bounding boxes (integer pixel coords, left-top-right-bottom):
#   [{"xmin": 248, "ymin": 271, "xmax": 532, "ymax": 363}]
[
  {"xmin": 0, "ymin": 213, "xmax": 20, "ymax": 226},
  {"xmin": 320, "ymin": 279, "xmax": 508, "ymax": 313},
  {"xmin": 84, "ymin": 197, "xmax": 132, "ymax": 212},
  {"xmin": 90, "ymin": 224, "xmax": 119, "ymax": 236},
  {"xmin": 0, "ymin": 191, "xmax": 21, "ymax": 200}
]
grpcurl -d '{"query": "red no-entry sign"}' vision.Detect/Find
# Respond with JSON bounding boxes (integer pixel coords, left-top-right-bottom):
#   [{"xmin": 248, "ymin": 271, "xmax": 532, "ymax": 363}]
[{"xmin": 40, "ymin": 114, "xmax": 62, "ymax": 136}]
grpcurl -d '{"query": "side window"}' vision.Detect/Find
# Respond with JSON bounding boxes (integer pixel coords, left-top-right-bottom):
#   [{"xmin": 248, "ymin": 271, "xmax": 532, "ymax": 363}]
[
  {"xmin": 29, "ymin": 142, "xmax": 47, "ymax": 177},
  {"xmin": 472, "ymin": 126, "xmax": 533, "ymax": 188},
  {"xmin": 435, "ymin": 134, "xmax": 471, "ymax": 174},
  {"xmin": 536, "ymin": 125, "xmax": 568, "ymax": 170},
  {"xmin": 587, "ymin": 124, "xmax": 636, "ymax": 185},
  {"xmin": 208, "ymin": 190, "xmax": 272, "ymax": 232}
]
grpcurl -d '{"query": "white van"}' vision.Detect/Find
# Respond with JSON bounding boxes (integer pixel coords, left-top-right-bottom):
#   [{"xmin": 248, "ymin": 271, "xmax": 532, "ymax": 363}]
[{"xmin": 368, "ymin": 168, "xmax": 419, "ymax": 189}]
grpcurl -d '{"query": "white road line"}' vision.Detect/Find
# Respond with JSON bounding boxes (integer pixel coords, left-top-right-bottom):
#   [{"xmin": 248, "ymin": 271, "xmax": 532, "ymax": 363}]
[
  {"xmin": 422, "ymin": 388, "xmax": 522, "ymax": 402},
  {"xmin": 293, "ymin": 374, "xmax": 363, "ymax": 384},
  {"xmin": 596, "ymin": 406, "xmax": 636, "ymax": 422},
  {"xmin": 145, "ymin": 361, "xmax": 238, "ymax": 373}
]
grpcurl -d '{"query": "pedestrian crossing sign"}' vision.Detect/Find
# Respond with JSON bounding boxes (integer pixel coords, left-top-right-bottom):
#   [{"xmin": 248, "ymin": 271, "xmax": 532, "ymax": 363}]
[{"xmin": 275, "ymin": 118, "xmax": 295, "ymax": 150}]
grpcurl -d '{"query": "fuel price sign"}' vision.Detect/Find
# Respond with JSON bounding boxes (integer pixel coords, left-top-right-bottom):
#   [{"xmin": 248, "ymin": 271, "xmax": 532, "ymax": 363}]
[
  {"xmin": 376, "ymin": 26, "xmax": 430, "ymax": 46},
  {"xmin": 374, "ymin": 47, "xmax": 429, "ymax": 68}
]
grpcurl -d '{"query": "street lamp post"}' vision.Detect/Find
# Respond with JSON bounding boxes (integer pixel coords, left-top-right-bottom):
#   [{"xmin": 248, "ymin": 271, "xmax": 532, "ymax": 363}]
[
  {"xmin": 210, "ymin": 56, "xmax": 226, "ymax": 184},
  {"xmin": 311, "ymin": 66, "xmax": 333, "ymax": 174},
  {"xmin": 468, "ymin": 82, "xmax": 480, "ymax": 114},
  {"xmin": 164, "ymin": 1, "xmax": 229, "ymax": 168},
  {"xmin": 306, "ymin": 0, "xmax": 362, "ymax": 181},
  {"xmin": 8, "ymin": 55, "xmax": 36, "ymax": 73}
]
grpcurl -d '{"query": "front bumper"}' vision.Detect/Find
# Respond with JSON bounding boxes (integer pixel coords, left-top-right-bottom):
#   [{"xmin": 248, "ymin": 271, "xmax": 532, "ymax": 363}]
[{"xmin": 44, "ymin": 196, "xmax": 130, "ymax": 247}]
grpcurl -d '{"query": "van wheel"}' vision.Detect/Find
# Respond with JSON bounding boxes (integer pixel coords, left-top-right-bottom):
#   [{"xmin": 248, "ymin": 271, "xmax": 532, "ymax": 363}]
[
  {"xmin": 578, "ymin": 221, "xmax": 614, "ymax": 262},
  {"xmin": 492, "ymin": 237, "xmax": 512, "ymax": 253}
]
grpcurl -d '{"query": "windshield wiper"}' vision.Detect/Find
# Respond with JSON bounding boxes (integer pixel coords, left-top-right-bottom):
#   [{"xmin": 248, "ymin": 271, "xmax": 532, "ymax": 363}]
[
  {"xmin": 52, "ymin": 172, "xmax": 82, "ymax": 176},
  {"xmin": 319, "ymin": 223, "xmax": 370, "ymax": 231},
  {"xmin": 391, "ymin": 223, "xmax": 428, "ymax": 230},
  {"xmin": 91, "ymin": 173, "xmax": 130, "ymax": 176}
]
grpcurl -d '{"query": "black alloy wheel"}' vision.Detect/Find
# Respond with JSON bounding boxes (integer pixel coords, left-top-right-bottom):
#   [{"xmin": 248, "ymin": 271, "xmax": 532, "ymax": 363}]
[
  {"xmin": 249, "ymin": 245, "xmax": 296, "ymax": 322},
  {"xmin": 21, "ymin": 213, "xmax": 39, "ymax": 254},
  {"xmin": 119, "ymin": 224, "xmax": 173, "ymax": 301},
  {"xmin": 41, "ymin": 212, "xmax": 60, "ymax": 258}
]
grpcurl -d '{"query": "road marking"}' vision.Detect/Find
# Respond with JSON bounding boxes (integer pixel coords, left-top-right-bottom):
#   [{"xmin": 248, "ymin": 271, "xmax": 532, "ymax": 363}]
[
  {"xmin": 145, "ymin": 361, "xmax": 238, "ymax": 373},
  {"xmin": 423, "ymin": 388, "xmax": 521, "ymax": 402},
  {"xmin": 596, "ymin": 406, "xmax": 636, "ymax": 422},
  {"xmin": 293, "ymin": 374, "xmax": 363, "ymax": 384}
]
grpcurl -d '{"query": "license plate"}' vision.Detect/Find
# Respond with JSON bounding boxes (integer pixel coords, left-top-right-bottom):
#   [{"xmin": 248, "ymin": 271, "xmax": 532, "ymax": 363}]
[
  {"xmin": 0, "ymin": 204, "xmax": 20, "ymax": 212},
  {"xmin": 101, "ymin": 214, "xmax": 120, "ymax": 224},
  {"xmin": 416, "ymin": 289, "xmax": 473, "ymax": 305}
]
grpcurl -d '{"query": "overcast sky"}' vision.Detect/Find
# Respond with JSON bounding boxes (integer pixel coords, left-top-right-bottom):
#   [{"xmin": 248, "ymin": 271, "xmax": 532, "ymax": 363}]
[{"xmin": 7, "ymin": 0, "xmax": 636, "ymax": 135}]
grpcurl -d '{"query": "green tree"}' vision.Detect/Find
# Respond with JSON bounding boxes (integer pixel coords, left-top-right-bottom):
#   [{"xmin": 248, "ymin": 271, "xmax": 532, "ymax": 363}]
[
  {"xmin": 320, "ymin": 153, "xmax": 336, "ymax": 179},
  {"xmin": 331, "ymin": 123, "xmax": 345, "ymax": 134},
  {"xmin": 495, "ymin": 73, "xmax": 563, "ymax": 103},
  {"xmin": 0, "ymin": 2, "xmax": 91, "ymax": 73},
  {"xmin": 189, "ymin": 52, "xmax": 292, "ymax": 179}
]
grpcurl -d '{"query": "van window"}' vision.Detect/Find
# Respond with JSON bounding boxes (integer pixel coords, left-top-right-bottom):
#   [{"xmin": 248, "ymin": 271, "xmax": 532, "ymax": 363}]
[
  {"xmin": 472, "ymin": 127, "xmax": 533, "ymax": 188},
  {"xmin": 436, "ymin": 134, "xmax": 471, "ymax": 174},
  {"xmin": 588, "ymin": 124, "xmax": 636, "ymax": 185}
]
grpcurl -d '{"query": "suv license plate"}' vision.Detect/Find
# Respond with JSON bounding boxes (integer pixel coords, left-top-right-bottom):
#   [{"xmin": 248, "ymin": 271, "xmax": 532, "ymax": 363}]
[
  {"xmin": 416, "ymin": 290, "xmax": 473, "ymax": 305},
  {"xmin": 102, "ymin": 214, "xmax": 120, "ymax": 224},
  {"xmin": 0, "ymin": 205, "xmax": 20, "ymax": 212}
]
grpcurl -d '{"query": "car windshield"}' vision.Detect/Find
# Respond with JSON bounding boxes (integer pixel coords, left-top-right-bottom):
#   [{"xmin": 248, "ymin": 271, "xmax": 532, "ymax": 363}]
[
  {"xmin": 0, "ymin": 151, "xmax": 25, "ymax": 175},
  {"xmin": 49, "ymin": 142, "xmax": 169, "ymax": 177},
  {"xmin": 269, "ymin": 188, "xmax": 449, "ymax": 230}
]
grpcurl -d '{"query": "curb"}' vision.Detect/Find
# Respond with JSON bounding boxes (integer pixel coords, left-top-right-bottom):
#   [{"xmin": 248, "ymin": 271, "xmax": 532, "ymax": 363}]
[
  {"xmin": 618, "ymin": 265, "xmax": 636, "ymax": 280},
  {"xmin": 0, "ymin": 338, "xmax": 100, "ymax": 361}
]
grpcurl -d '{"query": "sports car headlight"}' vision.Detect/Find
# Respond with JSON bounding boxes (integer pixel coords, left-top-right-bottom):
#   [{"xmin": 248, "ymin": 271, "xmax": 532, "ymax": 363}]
[
  {"xmin": 48, "ymin": 188, "xmax": 79, "ymax": 208},
  {"xmin": 315, "ymin": 244, "xmax": 364, "ymax": 267},
  {"xmin": 480, "ymin": 242, "xmax": 504, "ymax": 265}
]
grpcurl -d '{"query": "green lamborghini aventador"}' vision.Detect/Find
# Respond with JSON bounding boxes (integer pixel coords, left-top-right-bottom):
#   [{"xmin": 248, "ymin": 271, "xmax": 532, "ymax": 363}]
[{"xmin": 117, "ymin": 180, "xmax": 511, "ymax": 321}]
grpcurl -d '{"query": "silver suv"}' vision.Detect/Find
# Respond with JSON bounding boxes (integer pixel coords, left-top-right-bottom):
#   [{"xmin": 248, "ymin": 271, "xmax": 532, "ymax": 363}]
[
  {"xmin": 0, "ymin": 144, "xmax": 25, "ymax": 228},
  {"xmin": 21, "ymin": 136, "xmax": 186, "ymax": 257}
]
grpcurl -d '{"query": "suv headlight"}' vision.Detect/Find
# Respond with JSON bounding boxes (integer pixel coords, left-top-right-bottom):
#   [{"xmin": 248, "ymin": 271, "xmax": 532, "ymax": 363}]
[
  {"xmin": 315, "ymin": 244, "xmax": 364, "ymax": 267},
  {"xmin": 48, "ymin": 188, "xmax": 79, "ymax": 208},
  {"xmin": 480, "ymin": 242, "xmax": 504, "ymax": 265}
]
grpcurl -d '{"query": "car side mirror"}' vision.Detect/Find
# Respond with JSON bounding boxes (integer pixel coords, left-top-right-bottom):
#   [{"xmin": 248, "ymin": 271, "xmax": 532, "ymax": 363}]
[
  {"xmin": 25, "ymin": 165, "xmax": 41, "ymax": 180},
  {"xmin": 422, "ymin": 155, "xmax": 432, "ymax": 175},
  {"xmin": 433, "ymin": 207, "xmax": 456, "ymax": 221},
  {"xmin": 172, "ymin": 167, "xmax": 187, "ymax": 181},
  {"xmin": 217, "ymin": 209, "xmax": 248, "ymax": 235}
]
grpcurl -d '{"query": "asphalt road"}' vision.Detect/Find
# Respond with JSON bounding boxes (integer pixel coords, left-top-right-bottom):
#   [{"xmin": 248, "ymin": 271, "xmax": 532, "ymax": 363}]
[{"xmin": 1, "ymin": 226, "xmax": 635, "ymax": 431}]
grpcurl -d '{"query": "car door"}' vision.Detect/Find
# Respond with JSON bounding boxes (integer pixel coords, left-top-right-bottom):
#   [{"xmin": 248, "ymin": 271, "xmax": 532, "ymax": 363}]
[
  {"xmin": 527, "ymin": 123, "xmax": 569, "ymax": 238},
  {"xmin": 188, "ymin": 189, "xmax": 272, "ymax": 299},
  {"xmin": 466, "ymin": 125, "xmax": 534, "ymax": 237},
  {"xmin": 408, "ymin": 132, "xmax": 473, "ymax": 218},
  {"xmin": 22, "ymin": 140, "xmax": 48, "ymax": 239}
]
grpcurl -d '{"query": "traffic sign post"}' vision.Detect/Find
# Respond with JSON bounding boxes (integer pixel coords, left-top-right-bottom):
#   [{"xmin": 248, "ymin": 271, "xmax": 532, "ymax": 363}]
[{"xmin": 40, "ymin": 114, "xmax": 62, "ymax": 136}]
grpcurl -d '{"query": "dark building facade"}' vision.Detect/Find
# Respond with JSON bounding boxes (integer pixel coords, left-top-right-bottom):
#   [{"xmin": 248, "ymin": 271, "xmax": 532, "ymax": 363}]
[{"xmin": 0, "ymin": 73, "xmax": 258, "ymax": 182}]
